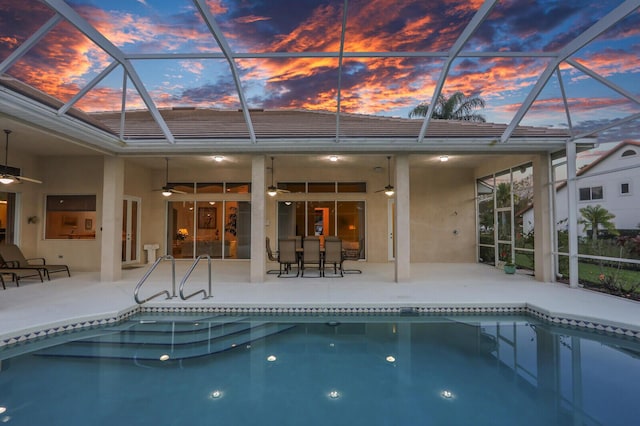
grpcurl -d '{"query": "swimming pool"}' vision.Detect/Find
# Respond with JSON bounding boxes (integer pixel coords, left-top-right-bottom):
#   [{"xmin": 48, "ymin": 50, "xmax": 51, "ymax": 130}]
[{"xmin": 1, "ymin": 313, "xmax": 638, "ymax": 425}]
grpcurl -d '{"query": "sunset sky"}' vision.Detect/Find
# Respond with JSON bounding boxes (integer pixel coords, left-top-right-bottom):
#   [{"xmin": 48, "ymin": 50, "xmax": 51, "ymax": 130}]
[{"xmin": 1, "ymin": 0, "xmax": 639, "ymax": 143}]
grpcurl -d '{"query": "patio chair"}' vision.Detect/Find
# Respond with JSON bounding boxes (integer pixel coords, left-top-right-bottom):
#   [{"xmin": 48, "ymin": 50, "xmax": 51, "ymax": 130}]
[
  {"xmin": 288, "ymin": 235, "xmax": 303, "ymax": 251},
  {"xmin": 0, "ymin": 244, "xmax": 70, "ymax": 280},
  {"xmin": 323, "ymin": 238, "xmax": 344, "ymax": 277},
  {"xmin": 277, "ymin": 238, "xmax": 299, "ymax": 277},
  {"xmin": 302, "ymin": 237, "xmax": 322, "ymax": 277},
  {"xmin": 343, "ymin": 238, "xmax": 363, "ymax": 274},
  {"xmin": 266, "ymin": 237, "xmax": 280, "ymax": 275}
]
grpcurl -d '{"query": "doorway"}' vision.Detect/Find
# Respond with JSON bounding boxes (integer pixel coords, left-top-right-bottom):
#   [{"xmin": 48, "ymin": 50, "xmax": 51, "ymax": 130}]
[
  {"xmin": 0, "ymin": 192, "xmax": 16, "ymax": 244},
  {"xmin": 122, "ymin": 196, "xmax": 141, "ymax": 264}
]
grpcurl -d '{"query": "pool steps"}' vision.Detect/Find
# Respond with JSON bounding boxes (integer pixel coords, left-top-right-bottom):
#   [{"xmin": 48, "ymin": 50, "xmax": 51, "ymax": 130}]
[{"xmin": 34, "ymin": 315, "xmax": 295, "ymax": 361}]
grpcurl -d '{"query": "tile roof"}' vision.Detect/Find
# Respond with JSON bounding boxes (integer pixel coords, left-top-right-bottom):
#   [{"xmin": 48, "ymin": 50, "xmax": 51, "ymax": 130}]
[{"xmin": 92, "ymin": 108, "xmax": 570, "ymax": 141}]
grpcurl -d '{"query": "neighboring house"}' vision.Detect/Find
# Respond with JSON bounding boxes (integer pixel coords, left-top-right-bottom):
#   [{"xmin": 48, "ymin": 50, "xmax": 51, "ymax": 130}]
[{"xmin": 554, "ymin": 141, "xmax": 640, "ymax": 236}]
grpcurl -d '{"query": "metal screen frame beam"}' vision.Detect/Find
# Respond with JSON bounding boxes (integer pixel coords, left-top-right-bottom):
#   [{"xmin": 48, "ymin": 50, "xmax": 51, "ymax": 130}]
[
  {"xmin": 194, "ymin": 0, "xmax": 256, "ymax": 144},
  {"xmin": 417, "ymin": 0, "xmax": 497, "ymax": 143},
  {"xmin": 335, "ymin": 0, "xmax": 349, "ymax": 143},
  {"xmin": 0, "ymin": 15, "xmax": 62, "ymax": 75},
  {"xmin": 500, "ymin": 0, "xmax": 640, "ymax": 143},
  {"xmin": 41, "ymin": 0, "xmax": 176, "ymax": 143}
]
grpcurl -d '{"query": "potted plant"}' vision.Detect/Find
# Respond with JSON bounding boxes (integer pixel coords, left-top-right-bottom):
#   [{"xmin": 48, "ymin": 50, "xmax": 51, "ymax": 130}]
[{"xmin": 503, "ymin": 252, "xmax": 516, "ymax": 274}]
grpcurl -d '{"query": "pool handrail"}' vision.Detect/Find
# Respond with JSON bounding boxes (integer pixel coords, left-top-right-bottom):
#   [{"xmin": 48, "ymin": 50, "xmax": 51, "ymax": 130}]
[
  {"xmin": 179, "ymin": 254, "xmax": 213, "ymax": 300},
  {"xmin": 134, "ymin": 255, "xmax": 177, "ymax": 304}
]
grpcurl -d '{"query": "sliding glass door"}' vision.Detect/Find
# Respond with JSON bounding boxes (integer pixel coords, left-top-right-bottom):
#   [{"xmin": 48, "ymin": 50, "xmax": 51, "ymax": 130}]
[
  {"xmin": 277, "ymin": 200, "xmax": 365, "ymax": 259},
  {"xmin": 167, "ymin": 200, "xmax": 250, "ymax": 260}
]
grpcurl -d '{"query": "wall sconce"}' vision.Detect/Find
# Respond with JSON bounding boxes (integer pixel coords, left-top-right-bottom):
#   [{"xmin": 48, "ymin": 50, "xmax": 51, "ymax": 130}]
[{"xmin": 27, "ymin": 216, "xmax": 39, "ymax": 224}]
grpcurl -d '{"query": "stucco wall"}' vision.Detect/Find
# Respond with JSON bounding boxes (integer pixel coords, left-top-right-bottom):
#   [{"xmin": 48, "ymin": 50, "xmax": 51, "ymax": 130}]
[
  {"xmin": 410, "ymin": 166, "xmax": 476, "ymax": 262},
  {"xmin": 35, "ymin": 156, "xmax": 104, "ymax": 272}
]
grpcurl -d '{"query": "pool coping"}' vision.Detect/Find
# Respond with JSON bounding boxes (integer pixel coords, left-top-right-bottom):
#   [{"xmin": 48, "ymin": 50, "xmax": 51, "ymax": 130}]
[{"xmin": 2, "ymin": 302, "xmax": 639, "ymax": 348}]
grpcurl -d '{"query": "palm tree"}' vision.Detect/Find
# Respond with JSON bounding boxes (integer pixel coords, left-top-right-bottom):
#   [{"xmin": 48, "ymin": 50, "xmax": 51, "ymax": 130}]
[
  {"xmin": 409, "ymin": 91, "xmax": 486, "ymax": 122},
  {"xmin": 579, "ymin": 204, "xmax": 617, "ymax": 241}
]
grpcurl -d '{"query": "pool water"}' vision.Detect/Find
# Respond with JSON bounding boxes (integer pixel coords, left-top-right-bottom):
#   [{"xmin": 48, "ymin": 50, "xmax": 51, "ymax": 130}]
[{"xmin": 1, "ymin": 314, "xmax": 639, "ymax": 425}]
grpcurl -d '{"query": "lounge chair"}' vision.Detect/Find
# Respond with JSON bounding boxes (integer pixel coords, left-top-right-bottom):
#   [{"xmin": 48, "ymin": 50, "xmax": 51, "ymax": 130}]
[
  {"xmin": 323, "ymin": 238, "xmax": 344, "ymax": 277},
  {"xmin": 277, "ymin": 238, "xmax": 299, "ymax": 277},
  {"xmin": 0, "ymin": 268, "xmax": 44, "ymax": 287},
  {"xmin": 301, "ymin": 237, "xmax": 322, "ymax": 277},
  {"xmin": 0, "ymin": 244, "xmax": 70, "ymax": 280}
]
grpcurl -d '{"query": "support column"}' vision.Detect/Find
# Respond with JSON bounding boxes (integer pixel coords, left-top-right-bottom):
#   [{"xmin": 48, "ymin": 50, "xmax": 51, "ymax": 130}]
[
  {"xmin": 566, "ymin": 141, "xmax": 579, "ymax": 288},
  {"xmin": 100, "ymin": 156, "xmax": 124, "ymax": 282},
  {"xmin": 533, "ymin": 153, "xmax": 553, "ymax": 282},
  {"xmin": 394, "ymin": 154, "xmax": 410, "ymax": 282},
  {"xmin": 250, "ymin": 155, "xmax": 266, "ymax": 283}
]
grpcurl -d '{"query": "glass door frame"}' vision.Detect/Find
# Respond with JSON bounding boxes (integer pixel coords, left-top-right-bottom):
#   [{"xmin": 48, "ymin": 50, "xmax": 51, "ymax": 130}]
[{"xmin": 122, "ymin": 195, "xmax": 141, "ymax": 265}]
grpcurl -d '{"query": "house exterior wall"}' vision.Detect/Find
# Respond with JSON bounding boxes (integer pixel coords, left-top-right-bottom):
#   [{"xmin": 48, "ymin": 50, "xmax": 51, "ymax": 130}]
[
  {"xmin": 35, "ymin": 156, "xmax": 104, "ymax": 271},
  {"xmin": 8, "ymin": 151, "xmax": 557, "ymax": 280},
  {"xmin": 555, "ymin": 148, "xmax": 640, "ymax": 235}
]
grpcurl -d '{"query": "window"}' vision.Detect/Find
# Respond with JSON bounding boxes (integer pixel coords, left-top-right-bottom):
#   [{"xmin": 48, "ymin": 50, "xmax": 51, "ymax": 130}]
[
  {"xmin": 308, "ymin": 182, "xmax": 336, "ymax": 193},
  {"xmin": 620, "ymin": 182, "xmax": 630, "ymax": 195},
  {"xmin": 225, "ymin": 183, "xmax": 251, "ymax": 193},
  {"xmin": 279, "ymin": 182, "xmax": 306, "ymax": 193},
  {"xmin": 338, "ymin": 182, "xmax": 367, "ymax": 193},
  {"xmin": 579, "ymin": 186, "xmax": 603, "ymax": 201},
  {"xmin": 45, "ymin": 195, "xmax": 97, "ymax": 239},
  {"xmin": 621, "ymin": 149, "xmax": 637, "ymax": 157},
  {"xmin": 196, "ymin": 183, "xmax": 223, "ymax": 193}
]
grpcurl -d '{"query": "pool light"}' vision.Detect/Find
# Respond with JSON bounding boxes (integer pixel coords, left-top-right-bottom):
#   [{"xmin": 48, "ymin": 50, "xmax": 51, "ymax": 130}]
[
  {"xmin": 386, "ymin": 355, "xmax": 396, "ymax": 363},
  {"xmin": 267, "ymin": 355, "xmax": 277, "ymax": 362},
  {"xmin": 210, "ymin": 390, "xmax": 223, "ymax": 399},
  {"xmin": 159, "ymin": 354, "xmax": 170, "ymax": 361},
  {"xmin": 441, "ymin": 390, "xmax": 454, "ymax": 399},
  {"xmin": 0, "ymin": 407, "xmax": 5, "ymax": 414},
  {"xmin": 328, "ymin": 390, "xmax": 341, "ymax": 399}
]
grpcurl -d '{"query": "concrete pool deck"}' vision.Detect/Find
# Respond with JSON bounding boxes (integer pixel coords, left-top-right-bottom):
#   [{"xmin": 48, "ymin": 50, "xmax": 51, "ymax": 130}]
[{"xmin": 1, "ymin": 261, "xmax": 639, "ymax": 346}]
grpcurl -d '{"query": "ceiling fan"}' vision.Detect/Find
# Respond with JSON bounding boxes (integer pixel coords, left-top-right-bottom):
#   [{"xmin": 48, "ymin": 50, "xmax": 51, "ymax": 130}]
[
  {"xmin": 155, "ymin": 157, "xmax": 186, "ymax": 196},
  {"xmin": 267, "ymin": 156, "xmax": 290, "ymax": 196},
  {"xmin": 1, "ymin": 129, "xmax": 42, "ymax": 184},
  {"xmin": 375, "ymin": 156, "xmax": 395, "ymax": 196}
]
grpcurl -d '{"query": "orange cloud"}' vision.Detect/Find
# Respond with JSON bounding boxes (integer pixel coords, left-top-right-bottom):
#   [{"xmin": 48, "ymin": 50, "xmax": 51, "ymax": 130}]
[{"xmin": 235, "ymin": 15, "xmax": 271, "ymax": 24}]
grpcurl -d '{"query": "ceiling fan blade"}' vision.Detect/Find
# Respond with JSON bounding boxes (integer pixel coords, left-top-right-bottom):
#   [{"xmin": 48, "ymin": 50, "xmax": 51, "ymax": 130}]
[
  {"xmin": 171, "ymin": 188, "xmax": 187, "ymax": 194},
  {"xmin": 14, "ymin": 175, "xmax": 42, "ymax": 184},
  {"xmin": 277, "ymin": 188, "xmax": 291, "ymax": 193}
]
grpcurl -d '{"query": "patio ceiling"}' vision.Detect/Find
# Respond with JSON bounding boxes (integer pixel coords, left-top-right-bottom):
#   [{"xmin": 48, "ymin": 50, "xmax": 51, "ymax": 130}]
[{"xmin": 0, "ymin": 0, "xmax": 639, "ymax": 155}]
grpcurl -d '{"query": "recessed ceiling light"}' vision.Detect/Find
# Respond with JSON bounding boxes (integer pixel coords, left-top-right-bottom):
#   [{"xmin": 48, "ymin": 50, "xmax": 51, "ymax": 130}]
[
  {"xmin": 329, "ymin": 155, "xmax": 338, "ymax": 162},
  {"xmin": 212, "ymin": 155, "xmax": 224, "ymax": 162},
  {"xmin": 439, "ymin": 155, "xmax": 449, "ymax": 162}
]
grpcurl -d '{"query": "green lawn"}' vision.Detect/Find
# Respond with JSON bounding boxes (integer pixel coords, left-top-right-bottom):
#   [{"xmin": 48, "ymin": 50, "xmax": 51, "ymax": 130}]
[{"xmin": 568, "ymin": 261, "xmax": 640, "ymax": 295}]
